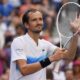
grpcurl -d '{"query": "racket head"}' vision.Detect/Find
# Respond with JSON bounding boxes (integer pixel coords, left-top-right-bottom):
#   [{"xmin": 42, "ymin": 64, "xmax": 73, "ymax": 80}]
[
  {"xmin": 54, "ymin": 2, "xmax": 80, "ymax": 73},
  {"xmin": 56, "ymin": 2, "xmax": 80, "ymax": 38}
]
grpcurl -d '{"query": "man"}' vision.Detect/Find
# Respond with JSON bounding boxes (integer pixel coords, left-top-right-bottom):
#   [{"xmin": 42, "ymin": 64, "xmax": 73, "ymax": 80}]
[{"xmin": 9, "ymin": 9, "xmax": 79, "ymax": 80}]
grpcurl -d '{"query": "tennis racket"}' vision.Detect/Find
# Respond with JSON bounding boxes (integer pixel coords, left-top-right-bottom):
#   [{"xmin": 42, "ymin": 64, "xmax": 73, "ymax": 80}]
[{"xmin": 54, "ymin": 2, "xmax": 80, "ymax": 73}]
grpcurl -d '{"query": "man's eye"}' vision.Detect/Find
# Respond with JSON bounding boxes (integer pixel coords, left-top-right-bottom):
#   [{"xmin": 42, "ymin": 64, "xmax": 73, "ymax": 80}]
[
  {"xmin": 32, "ymin": 19, "xmax": 36, "ymax": 21},
  {"xmin": 39, "ymin": 18, "xmax": 42, "ymax": 20}
]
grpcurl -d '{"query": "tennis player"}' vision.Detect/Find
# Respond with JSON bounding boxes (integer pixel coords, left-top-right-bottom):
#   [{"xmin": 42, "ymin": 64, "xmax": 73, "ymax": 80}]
[{"xmin": 9, "ymin": 9, "xmax": 79, "ymax": 80}]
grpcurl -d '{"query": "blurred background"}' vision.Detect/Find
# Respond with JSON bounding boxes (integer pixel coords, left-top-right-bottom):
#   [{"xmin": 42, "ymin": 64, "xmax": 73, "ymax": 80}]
[{"xmin": 0, "ymin": 0, "xmax": 80, "ymax": 80}]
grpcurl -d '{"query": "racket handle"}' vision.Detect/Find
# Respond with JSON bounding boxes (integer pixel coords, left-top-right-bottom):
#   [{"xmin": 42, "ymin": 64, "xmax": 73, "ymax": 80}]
[{"xmin": 53, "ymin": 60, "xmax": 64, "ymax": 73}]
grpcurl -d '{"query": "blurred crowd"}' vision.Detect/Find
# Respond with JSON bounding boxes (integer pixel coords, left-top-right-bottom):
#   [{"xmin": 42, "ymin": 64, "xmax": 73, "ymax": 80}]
[{"xmin": 0, "ymin": 0, "xmax": 80, "ymax": 80}]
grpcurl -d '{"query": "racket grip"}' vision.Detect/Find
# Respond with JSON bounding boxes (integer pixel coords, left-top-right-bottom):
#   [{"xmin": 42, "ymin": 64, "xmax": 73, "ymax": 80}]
[{"xmin": 53, "ymin": 60, "xmax": 64, "ymax": 73}]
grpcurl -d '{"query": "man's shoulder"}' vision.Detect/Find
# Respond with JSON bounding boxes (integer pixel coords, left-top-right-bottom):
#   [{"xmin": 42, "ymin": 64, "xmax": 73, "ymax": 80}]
[
  {"xmin": 39, "ymin": 39, "xmax": 57, "ymax": 47},
  {"xmin": 40, "ymin": 39, "xmax": 51, "ymax": 43},
  {"xmin": 39, "ymin": 39, "xmax": 53, "ymax": 46},
  {"xmin": 12, "ymin": 35, "xmax": 25, "ymax": 44}
]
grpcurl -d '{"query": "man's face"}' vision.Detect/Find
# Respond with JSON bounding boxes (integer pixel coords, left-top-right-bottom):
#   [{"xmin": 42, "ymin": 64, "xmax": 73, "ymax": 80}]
[{"xmin": 27, "ymin": 11, "xmax": 43, "ymax": 33}]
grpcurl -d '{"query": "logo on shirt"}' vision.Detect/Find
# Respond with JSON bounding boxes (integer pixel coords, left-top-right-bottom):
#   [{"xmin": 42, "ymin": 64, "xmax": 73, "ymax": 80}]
[
  {"xmin": 16, "ymin": 49, "xmax": 23, "ymax": 52},
  {"xmin": 42, "ymin": 49, "xmax": 45, "ymax": 52}
]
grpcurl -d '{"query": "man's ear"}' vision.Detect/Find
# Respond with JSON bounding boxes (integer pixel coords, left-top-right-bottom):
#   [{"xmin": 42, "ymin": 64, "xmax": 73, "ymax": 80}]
[{"xmin": 24, "ymin": 23, "xmax": 29, "ymax": 29}]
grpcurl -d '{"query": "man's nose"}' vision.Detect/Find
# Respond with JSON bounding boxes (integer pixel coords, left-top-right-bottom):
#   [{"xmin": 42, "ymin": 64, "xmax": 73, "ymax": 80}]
[{"xmin": 37, "ymin": 19, "xmax": 43, "ymax": 24}]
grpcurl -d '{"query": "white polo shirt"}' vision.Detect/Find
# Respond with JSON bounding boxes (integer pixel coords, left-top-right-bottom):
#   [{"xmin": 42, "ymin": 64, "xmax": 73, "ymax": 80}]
[{"xmin": 9, "ymin": 33, "xmax": 57, "ymax": 80}]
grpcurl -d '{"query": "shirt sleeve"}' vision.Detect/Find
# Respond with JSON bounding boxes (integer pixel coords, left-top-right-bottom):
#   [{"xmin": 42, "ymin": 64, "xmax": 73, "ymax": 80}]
[
  {"xmin": 43, "ymin": 40, "xmax": 58, "ymax": 56},
  {"xmin": 48, "ymin": 42, "xmax": 58, "ymax": 56},
  {"xmin": 11, "ymin": 38, "xmax": 26, "ymax": 62}
]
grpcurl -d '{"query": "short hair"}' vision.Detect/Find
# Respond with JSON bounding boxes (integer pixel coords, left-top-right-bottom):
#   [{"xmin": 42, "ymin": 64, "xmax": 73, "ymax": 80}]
[{"xmin": 22, "ymin": 9, "xmax": 42, "ymax": 25}]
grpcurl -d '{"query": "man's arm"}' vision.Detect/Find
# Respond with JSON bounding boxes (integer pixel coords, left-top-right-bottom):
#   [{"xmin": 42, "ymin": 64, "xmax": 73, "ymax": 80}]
[
  {"xmin": 64, "ymin": 15, "xmax": 80, "ymax": 61},
  {"xmin": 66, "ymin": 35, "xmax": 78, "ymax": 60},
  {"xmin": 16, "ymin": 49, "xmax": 67, "ymax": 76},
  {"xmin": 16, "ymin": 60, "xmax": 42, "ymax": 76}
]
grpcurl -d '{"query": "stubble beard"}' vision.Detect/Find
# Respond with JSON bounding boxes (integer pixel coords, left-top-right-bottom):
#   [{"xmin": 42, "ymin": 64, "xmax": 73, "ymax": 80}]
[{"xmin": 32, "ymin": 29, "xmax": 42, "ymax": 33}]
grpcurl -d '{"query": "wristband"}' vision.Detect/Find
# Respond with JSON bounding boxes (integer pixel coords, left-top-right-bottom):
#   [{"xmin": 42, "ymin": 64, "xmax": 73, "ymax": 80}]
[{"xmin": 40, "ymin": 57, "xmax": 51, "ymax": 68}]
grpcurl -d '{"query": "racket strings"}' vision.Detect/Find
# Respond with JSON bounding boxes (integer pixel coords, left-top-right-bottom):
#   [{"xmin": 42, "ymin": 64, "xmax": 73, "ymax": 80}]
[{"xmin": 54, "ymin": 2, "xmax": 80, "ymax": 73}]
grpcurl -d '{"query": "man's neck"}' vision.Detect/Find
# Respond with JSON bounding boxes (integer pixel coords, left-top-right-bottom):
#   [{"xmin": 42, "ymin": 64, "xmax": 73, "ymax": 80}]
[{"xmin": 28, "ymin": 31, "xmax": 40, "ymax": 45}]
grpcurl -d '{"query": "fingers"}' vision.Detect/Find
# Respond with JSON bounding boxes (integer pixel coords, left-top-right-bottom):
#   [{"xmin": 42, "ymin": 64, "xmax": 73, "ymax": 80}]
[
  {"xmin": 60, "ymin": 48, "xmax": 65, "ymax": 51},
  {"xmin": 51, "ymin": 48, "xmax": 69, "ymax": 61},
  {"xmin": 58, "ymin": 48, "xmax": 69, "ymax": 59},
  {"xmin": 62, "ymin": 50, "xmax": 68, "ymax": 58},
  {"xmin": 70, "ymin": 15, "xmax": 80, "ymax": 33},
  {"xmin": 58, "ymin": 48, "xmax": 67, "ymax": 55}
]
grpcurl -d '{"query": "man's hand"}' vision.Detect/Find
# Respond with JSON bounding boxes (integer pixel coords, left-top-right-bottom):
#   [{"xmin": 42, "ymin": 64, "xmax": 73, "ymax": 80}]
[
  {"xmin": 49, "ymin": 48, "xmax": 69, "ymax": 62},
  {"xmin": 70, "ymin": 15, "xmax": 80, "ymax": 35}
]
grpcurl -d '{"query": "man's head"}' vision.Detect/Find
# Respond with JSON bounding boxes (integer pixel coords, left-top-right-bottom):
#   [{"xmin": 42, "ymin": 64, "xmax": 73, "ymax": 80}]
[{"xmin": 22, "ymin": 9, "xmax": 43, "ymax": 33}]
